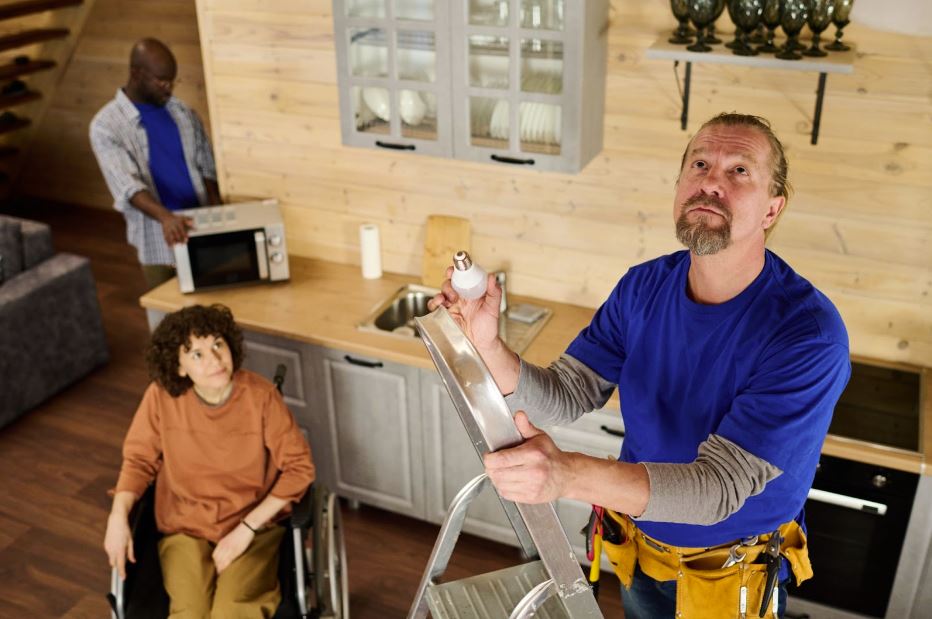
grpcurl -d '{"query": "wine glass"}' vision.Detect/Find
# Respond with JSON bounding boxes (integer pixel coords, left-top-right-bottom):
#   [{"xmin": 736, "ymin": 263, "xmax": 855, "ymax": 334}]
[
  {"xmin": 757, "ymin": 0, "xmax": 783, "ymax": 53},
  {"xmin": 707, "ymin": 0, "xmax": 727, "ymax": 44},
  {"xmin": 670, "ymin": 0, "xmax": 694, "ymax": 44},
  {"xmin": 776, "ymin": 0, "xmax": 809, "ymax": 60},
  {"xmin": 730, "ymin": 0, "xmax": 763, "ymax": 56},
  {"xmin": 826, "ymin": 0, "xmax": 854, "ymax": 51},
  {"xmin": 803, "ymin": 0, "xmax": 834, "ymax": 56},
  {"xmin": 724, "ymin": 0, "xmax": 741, "ymax": 49},
  {"xmin": 687, "ymin": 0, "xmax": 717, "ymax": 52}
]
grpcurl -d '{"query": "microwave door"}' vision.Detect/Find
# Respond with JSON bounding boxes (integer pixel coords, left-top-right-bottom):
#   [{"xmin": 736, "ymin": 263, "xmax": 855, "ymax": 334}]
[{"xmin": 188, "ymin": 228, "xmax": 265, "ymax": 290}]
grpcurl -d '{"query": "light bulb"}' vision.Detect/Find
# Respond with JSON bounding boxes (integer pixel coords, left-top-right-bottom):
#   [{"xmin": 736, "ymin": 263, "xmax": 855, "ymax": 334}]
[{"xmin": 450, "ymin": 250, "xmax": 488, "ymax": 300}]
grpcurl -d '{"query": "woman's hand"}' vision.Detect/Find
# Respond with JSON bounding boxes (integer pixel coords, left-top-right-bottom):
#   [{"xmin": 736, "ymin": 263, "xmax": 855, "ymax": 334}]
[
  {"xmin": 103, "ymin": 513, "xmax": 135, "ymax": 580},
  {"xmin": 428, "ymin": 267, "xmax": 502, "ymax": 353},
  {"xmin": 212, "ymin": 523, "xmax": 255, "ymax": 574}
]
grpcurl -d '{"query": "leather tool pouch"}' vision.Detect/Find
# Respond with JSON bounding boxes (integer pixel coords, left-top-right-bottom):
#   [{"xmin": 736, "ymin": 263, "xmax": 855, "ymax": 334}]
[
  {"xmin": 677, "ymin": 547, "xmax": 775, "ymax": 619},
  {"xmin": 595, "ymin": 508, "xmax": 638, "ymax": 588},
  {"xmin": 596, "ymin": 510, "xmax": 813, "ymax": 618}
]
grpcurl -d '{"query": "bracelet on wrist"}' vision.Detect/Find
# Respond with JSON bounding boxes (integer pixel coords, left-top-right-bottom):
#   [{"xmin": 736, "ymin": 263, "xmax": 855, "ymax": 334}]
[{"xmin": 241, "ymin": 519, "xmax": 259, "ymax": 533}]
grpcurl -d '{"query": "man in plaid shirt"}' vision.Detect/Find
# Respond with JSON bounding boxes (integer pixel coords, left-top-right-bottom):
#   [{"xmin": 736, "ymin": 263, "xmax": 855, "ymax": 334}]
[{"xmin": 90, "ymin": 38, "xmax": 220, "ymax": 290}]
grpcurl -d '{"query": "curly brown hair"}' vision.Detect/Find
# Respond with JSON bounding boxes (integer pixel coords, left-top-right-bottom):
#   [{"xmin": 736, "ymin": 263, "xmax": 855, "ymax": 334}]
[{"xmin": 146, "ymin": 304, "xmax": 245, "ymax": 396}]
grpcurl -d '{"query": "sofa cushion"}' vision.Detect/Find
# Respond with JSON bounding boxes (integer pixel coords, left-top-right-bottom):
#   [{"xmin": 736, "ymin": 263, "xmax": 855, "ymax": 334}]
[{"xmin": 0, "ymin": 216, "xmax": 23, "ymax": 282}]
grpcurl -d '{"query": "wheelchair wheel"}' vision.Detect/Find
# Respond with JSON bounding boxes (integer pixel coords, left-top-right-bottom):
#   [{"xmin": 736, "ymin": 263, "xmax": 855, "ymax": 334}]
[{"xmin": 313, "ymin": 489, "xmax": 349, "ymax": 619}]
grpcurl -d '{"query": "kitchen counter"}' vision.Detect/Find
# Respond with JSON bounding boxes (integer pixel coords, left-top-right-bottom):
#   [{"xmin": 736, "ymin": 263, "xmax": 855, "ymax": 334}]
[{"xmin": 141, "ymin": 256, "xmax": 930, "ymax": 475}]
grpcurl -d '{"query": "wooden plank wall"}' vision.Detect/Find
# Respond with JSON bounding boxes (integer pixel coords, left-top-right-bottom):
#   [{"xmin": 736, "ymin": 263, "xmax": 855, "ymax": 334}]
[
  {"xmin": 15, "ymin": 0, "xmax": 210, "ymax": 209},
  {"xmin": 22, "ymin": 0, "xmax": 932, "ymax": 369}
]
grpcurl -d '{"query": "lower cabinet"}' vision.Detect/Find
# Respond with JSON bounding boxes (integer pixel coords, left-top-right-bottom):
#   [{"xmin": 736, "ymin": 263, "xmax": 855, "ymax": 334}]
[
  {"xmin": 316, "ymin": 348, "xmax": 426, "ymax": 520},
  {"xmin": 421, "ymin": 370, "xmax": 519, "ymax": 545}
]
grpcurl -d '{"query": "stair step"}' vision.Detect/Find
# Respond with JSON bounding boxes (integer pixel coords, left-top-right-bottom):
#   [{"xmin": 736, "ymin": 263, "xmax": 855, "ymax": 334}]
[
  {"xmin": 425, "ymin": 561, "xmax": 568, "ymax": 619},
  {"xmin": 0, "ymin": 59, "xmax": 56, "ymax": 80},
  {"xmin": 0, "ymin": 90, "xmax": 41, "ymax": 108},
  {"xmin": 0, "ymin": 116, "xmax": 31, "ymax": 134},
  {"xmin": 0, "ymin": 0, "xmax": 82, "ymax": 21},
  {"xmin": 0, "ymin": 28, "xmax": 70, "ymax": 53}
]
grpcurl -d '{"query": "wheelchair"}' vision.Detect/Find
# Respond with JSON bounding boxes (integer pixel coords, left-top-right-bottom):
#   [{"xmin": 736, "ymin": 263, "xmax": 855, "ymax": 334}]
[{"xmin": 107, "ymin": 366, "xmax": 349, "ymax": 619}]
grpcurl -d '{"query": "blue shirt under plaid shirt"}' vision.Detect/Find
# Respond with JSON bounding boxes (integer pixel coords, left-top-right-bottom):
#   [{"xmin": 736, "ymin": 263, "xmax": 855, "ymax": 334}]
[{"xmin": 90, "ymin": 89, "xmax": 217, "ymax": 266}]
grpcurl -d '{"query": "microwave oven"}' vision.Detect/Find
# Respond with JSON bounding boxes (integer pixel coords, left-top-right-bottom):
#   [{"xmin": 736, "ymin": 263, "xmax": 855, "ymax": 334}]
[{"xmin": 173, "ymin": 199, "xmax": 289, "ymax": 293}]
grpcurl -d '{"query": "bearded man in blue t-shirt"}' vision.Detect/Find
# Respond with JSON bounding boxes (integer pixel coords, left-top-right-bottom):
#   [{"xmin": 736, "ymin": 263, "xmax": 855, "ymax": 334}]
[{"xmin": 429, "ymin": 113, "xmax": 850, "ymax": 619}]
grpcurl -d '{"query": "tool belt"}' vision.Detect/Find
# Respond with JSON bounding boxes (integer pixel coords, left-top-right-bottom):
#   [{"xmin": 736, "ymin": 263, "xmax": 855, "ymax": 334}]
[{"xmin": 590, "ymin": 509, "xmax": 813, "ymax": 619}]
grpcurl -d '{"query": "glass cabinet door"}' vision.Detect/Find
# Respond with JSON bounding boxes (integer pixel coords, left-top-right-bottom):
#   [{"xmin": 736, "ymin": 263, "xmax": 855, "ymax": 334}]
[
  {"xmin": 334, "ymin": 0, "xmax": 451, "ymax": 156},
  {"xmin": 334, "ymin": 0, "xmax": 606, "ymax": 172},
  {"xmin": 452, "ymin": 0, "xmax": 576, "ymax": 171}
]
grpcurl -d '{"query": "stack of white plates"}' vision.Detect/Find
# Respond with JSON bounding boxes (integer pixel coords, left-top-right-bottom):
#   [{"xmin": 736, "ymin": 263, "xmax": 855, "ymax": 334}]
[{"xmin": 488, "ymin": 100, "xmax": 561, "ymax": 145}]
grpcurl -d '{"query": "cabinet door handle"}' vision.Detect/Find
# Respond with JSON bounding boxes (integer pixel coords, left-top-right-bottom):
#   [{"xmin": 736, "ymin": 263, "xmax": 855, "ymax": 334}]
[
  {"xmin": 343, "ymin": 354, "xmax": 384, "ymax": 368},
  {"xmin": 491, "ymin": 154, "xmax": 536, "ymax": 165},
  {"xmin": 375, "ymin": 140, "xmax": 415, "ymax": 151},
  {"xmin": 600, "ymin": 425, "xmax": 625, "ymax": 438}
]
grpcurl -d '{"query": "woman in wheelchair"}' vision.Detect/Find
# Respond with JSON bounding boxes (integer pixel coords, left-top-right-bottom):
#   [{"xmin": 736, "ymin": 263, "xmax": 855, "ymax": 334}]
[{"xmin": 104, "ymin": 304, "xmax": 316, "ymax": 618}]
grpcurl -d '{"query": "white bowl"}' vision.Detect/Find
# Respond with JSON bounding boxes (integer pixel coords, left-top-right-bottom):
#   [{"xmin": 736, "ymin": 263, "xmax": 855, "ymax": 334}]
[
  {"xmin": 399, "ymin": 90, "xmax": 427, "ymax": 126},
  {"xmin": 362, "ymin": 87, "xmax": 391, "ymax": 122}
]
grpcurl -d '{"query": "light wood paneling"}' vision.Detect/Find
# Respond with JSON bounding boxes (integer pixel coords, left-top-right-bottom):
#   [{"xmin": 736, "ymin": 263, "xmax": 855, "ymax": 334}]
[
  {"xmin": 194, "ymin": 0, "xmax": 931, "ymax": 367},
  {"xmin": 15, "ymin": 0, "xmax": 211, "ymax": 209}
]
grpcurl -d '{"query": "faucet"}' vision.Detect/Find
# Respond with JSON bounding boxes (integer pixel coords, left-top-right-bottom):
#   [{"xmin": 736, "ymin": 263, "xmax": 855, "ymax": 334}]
[
  {"xmin": 494, "ymin": 271, "xmax": 508, "ymax": 342},
  {"xmin": 494, "ymin": 270, "xmax": 507, "ymax": 314}
]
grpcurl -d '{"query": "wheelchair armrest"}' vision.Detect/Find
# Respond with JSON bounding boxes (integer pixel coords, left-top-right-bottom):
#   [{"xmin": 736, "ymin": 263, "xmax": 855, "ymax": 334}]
[{"xmin": 290, "ymin": 483, "xmax": 315, "ymax": 530}]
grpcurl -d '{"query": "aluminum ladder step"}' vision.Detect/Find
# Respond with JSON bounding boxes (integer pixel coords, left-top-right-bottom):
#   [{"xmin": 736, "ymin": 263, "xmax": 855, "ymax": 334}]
[{"xmin": 426, "ymin": 561, "xmax": 569, "ymax": 619}]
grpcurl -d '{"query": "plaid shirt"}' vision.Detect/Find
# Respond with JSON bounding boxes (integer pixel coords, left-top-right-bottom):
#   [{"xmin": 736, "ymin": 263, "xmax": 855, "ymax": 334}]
[{"xmin": 89, "ymin": 89, "xmax": 217, "ymax": 266}]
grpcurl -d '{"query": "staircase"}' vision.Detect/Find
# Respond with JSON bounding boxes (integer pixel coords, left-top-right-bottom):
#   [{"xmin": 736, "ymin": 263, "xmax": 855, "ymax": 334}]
[{"xmin": 0, "ymin": 0, "xmax": 95, "ymax": 188}]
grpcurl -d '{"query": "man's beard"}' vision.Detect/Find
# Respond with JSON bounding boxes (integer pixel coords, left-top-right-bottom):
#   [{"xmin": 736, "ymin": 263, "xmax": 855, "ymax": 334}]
[{"xmin": 675, "ymin": 194, "xmax": 732, "ymax": 256}]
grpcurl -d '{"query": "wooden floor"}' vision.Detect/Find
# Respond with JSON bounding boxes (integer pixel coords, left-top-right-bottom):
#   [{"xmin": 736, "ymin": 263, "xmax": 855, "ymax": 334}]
[{"xmin": 0, "ymin": 200, "xmax": 624, "ymax": 618}]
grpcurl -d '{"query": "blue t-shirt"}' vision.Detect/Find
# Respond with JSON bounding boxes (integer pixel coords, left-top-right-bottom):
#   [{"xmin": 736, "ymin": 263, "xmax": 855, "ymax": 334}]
[
  {"xmin": 134, "ymin": 102, "xmax": 199, "ymax": 211},
  {"xmin": 566, "ymin": 250, "xmax": 850, "ymax": 548}
]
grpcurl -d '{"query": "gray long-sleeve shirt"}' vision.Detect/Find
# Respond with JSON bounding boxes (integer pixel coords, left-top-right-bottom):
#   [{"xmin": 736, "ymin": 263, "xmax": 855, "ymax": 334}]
[{"xmin": 505, "ymin": 354, "xmax": 781, "ymax": 525}]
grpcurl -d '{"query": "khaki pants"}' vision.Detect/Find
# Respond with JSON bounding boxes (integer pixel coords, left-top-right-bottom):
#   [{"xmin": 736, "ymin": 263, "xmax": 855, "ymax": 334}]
[{"xmin": 158, "ymin": 527, "xmax": 284, "ymax": 619}]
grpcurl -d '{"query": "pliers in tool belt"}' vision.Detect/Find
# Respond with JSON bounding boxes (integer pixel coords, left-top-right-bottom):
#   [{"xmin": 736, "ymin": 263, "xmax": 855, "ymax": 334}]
[{"xmin": 757, "ymin": 530, "xmax": 783, "ymax": 617}]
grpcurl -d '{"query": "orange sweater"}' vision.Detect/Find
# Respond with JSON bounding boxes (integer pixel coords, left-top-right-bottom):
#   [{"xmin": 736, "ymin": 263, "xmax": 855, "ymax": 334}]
[{"xmin": 116, "ymin": 369, "xmax": 315, "ymax": 542}]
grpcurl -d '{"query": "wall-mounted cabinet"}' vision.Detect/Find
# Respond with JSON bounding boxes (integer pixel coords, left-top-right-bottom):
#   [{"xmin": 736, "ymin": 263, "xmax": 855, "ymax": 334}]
[{"xmin": 333, "ymin": 0, "xmax": 609, "ymax": 173}]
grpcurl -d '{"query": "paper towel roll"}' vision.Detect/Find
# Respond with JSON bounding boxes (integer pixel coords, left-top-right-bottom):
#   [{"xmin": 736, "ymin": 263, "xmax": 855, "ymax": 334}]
[{"xmin": 359, "ymin": 223, "xmax": 382, "ymax": 279}]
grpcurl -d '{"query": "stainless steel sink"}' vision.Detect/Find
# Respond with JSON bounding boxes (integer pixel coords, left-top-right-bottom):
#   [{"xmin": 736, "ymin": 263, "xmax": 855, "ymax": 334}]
[{"xmin": 358, "ymin": 283, "xmax": 552, "ymax": 355}]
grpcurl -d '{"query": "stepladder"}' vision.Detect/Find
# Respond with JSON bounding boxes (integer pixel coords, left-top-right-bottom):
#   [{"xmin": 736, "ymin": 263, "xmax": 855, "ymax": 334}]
[{"xmin": 408, "ymin": 308, "xmax": 604, "ymax": 619}]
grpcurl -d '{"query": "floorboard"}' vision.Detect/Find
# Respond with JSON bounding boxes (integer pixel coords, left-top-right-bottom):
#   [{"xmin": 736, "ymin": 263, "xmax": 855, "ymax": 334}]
[{"xmin": 0, "ymin": 199, "xmax": 624, "ymax": 618}]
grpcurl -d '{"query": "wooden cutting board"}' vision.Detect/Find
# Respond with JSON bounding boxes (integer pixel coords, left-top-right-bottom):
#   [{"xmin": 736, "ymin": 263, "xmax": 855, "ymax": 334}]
[{"xmin": 421, "ymin": 215, "xmax": 471, "ymax": 288}]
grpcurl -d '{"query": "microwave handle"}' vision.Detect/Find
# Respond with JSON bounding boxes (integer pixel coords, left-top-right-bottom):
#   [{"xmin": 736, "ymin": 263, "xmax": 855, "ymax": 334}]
[
  {"xmin": 807, "ymin": 488, "xmax": 887, "ymax": 516},
  {"xmin": 254, "ymin": 231, "xmax": 269, "ymax": 280}
]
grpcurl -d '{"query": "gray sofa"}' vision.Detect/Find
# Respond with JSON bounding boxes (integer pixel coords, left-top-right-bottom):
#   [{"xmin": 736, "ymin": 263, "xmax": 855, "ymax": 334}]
[{"xmin": 0, "ymin": 214, "xmax": 109, "ymax": 429}]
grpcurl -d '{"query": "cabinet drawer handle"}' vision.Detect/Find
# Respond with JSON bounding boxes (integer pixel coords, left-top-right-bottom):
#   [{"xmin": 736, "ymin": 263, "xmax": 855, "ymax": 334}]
[
  {"xmin": 491, "ymin": 154, "xmax": 535, "ymax": 165},
  {"xmin": 344, "ymin": 354, "xmax": 383, "ymax": 368},
  {"xmin": 600, "ymin": 425, "xmax": 625, "ymax": 438},
  {"xmin": 376, "ymin": 140, "xmax": 415, "ymax": 151}
]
